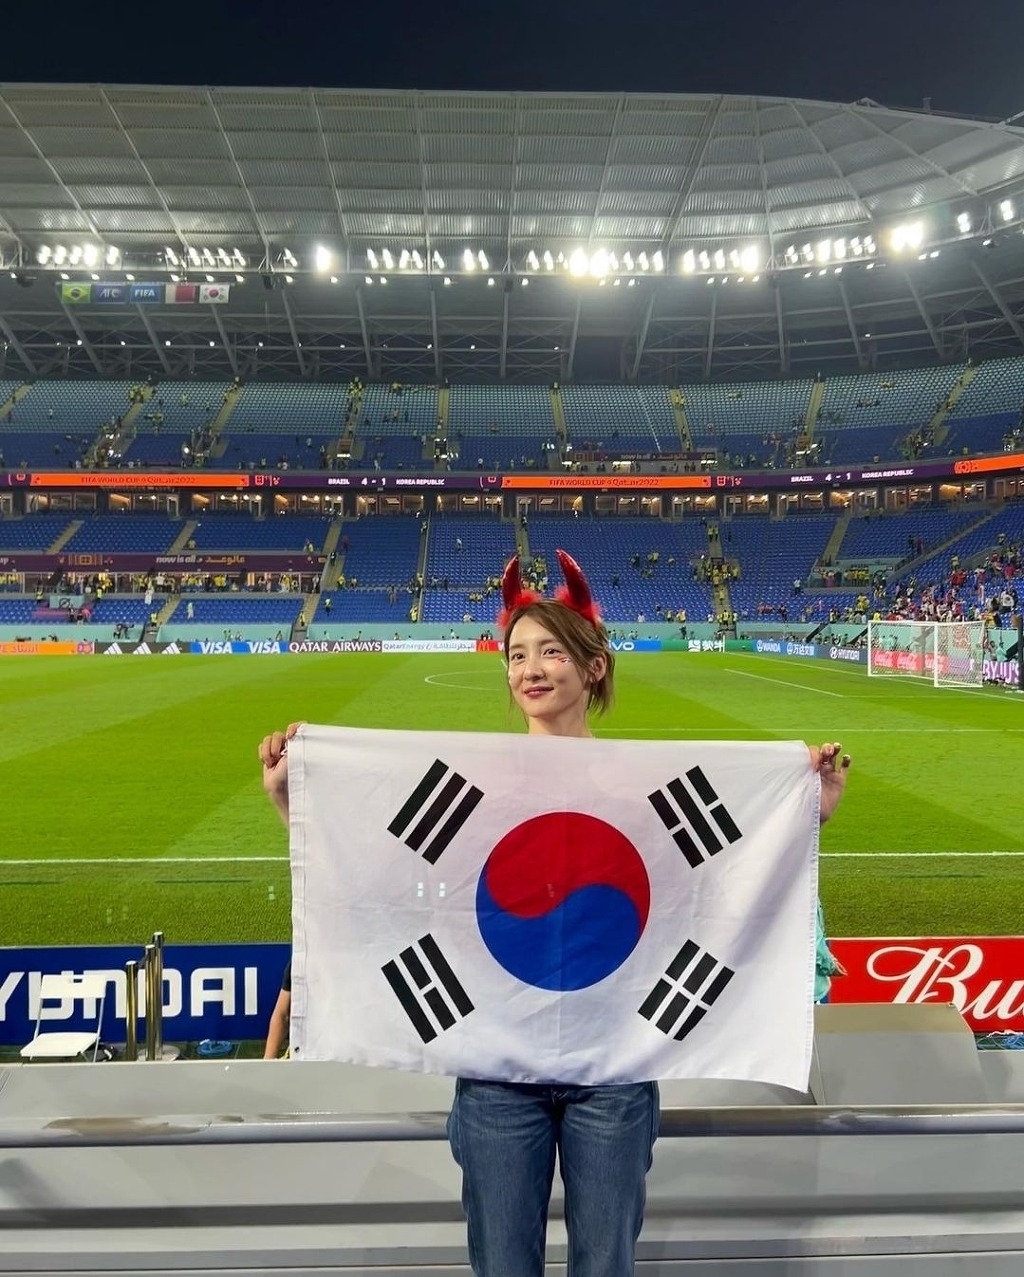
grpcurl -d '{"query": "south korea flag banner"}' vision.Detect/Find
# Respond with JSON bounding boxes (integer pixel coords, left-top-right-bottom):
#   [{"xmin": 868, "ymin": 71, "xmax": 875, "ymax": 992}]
[{"xmin": 289, "ymin": 725, "xmax": 819, "ymax": 1089}]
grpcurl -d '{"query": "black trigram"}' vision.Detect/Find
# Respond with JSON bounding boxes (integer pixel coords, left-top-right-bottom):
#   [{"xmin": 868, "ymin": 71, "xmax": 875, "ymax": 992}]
[
  {"xmin": 382, "ymin": 934, "xmax": 475, "ymax": 1044},
  {"xmin": 388, "ymin": 758, "xmax": 483, "ymax": 864},
  {"xmin": 648, "ymin": 766, "xmax": 742, "ymax": 868},
  {"xmin": 638, "ymin": 940, "xmax": 734, "ymax": 1041}
]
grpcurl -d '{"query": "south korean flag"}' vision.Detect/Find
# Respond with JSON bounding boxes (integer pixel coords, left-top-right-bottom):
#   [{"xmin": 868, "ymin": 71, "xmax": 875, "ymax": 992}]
[{"xmin": 289, "ymin": 726, "xmax": 819, "ymax": 1089}]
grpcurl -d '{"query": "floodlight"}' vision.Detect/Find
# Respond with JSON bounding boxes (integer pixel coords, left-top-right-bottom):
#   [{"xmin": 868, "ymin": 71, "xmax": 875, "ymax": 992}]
[
  {"xmin": 284, "ymin": 274, "xmax": 294, "ymax": 283},
  {"xmin": 816, "ymin": 240, "xmax": 831, "ymax": 264},
  {"xmin": 521, "ymin": 278, "xmax": 529, "ymax": 286},
  {"xmin": 282, "ymin": 249, "xmax": 298, "ymax": 267},
  {"xmin": 217, "ymin": 248, "xmax": 231, "ymax": 265},
  {"xmin": 487, "ymin": 276, "xmax": 496, "ymax": 286},
  {"xmin": 783, "ymin": 245, "xmax": 799, "ymax": 265},
  {"xmin": 379, "ymin": 276, "xmax": 387, "ymax": 285},
  {"xmin": 463, "ymin": 248, "xmax": 476, "ymax": 271},
  {"xmin": 443, "ymin": 276, "xmax": 452, "ymax": 286},
  {"xmin": 53, "ymin": 245, "xmax": 68, "ymax": 265},
  {"xmin": 105, "ymin": 245, "xmax": 121, "ymax": 267},
  {"xmin": 542, "ymin": 251, "xmax": 554, "ymax": 271},
  {"xmin": 589, "ymin": 249, "xmax": 609, "ymax": 277},
  {"xmin": 233, "ymin": 249, "xmax": 246, "ymax": 266},
  {"xmin": 864, "ymin": 235, "xmax": 876, "ymax": 254},
  {"xmin": 432, "ymin": 251, "xmax": 445, "ymax": 270},
  {"xmin": 411, "ymin": 250, "xmax": 423, "ymax": 269},
  {"xmin": 956, "ymin": 212, "xmax": 972, "ymax": 234},
  {"xmin": 59, "ymin": 271, "xmax": 69, "ymax": 280},
  {"xmin": 188, "ymin": 247, "xmax": 201, "ymax": 266},
  {"xmin": 315, "ymin": 245, "xmax": 333, "ymax": 272},
  {"xmin": 833, "ymin": 239, "xmax": 846, "ymax": 260},
  {"xmin": 713, "ymin": 249, "xmax": 725, "ymax": 271},
  {"xmin": 35, "ymin": 245, "xmax": 52, "ymax": 264},
  {"xmin": 608, "ymin": 252, "xmax": 619, "ymax": 271},
  {"xmin": 740, "ymin": 245, "xmax": 759, "ymax": 272},
  {"xmin": 478, "ymin": 251, "xmax": 489, "ymax": 270},
  {"xmin": 82, "ymin": 244, "xmax": 98, "ymax": 267},
  {"xmin": 164, "ymin": 247, "xmax": 178, "ymax": 266},
  {"xmin": 728, "ymin": 249, "xmax": 740, "ymax": 270},
  {"xmin": 622, "ymin": 252, "xmax": 634, "ymax": 272},
  {"xmin": 90, "ymin": 272, "xmax": 99, "ymax": 281},
  {"xmin": 399, "ymin": 250, "xmax": 410, "ymax": 269},
  {"xmin": 652, "ymin": 250, "xmax": 664, "ymax": 272},
  {"xmin": 568, "ymin": 248, "xmax": 589, "ymax": 276},
  {"xmin": 1000, "ymin": 200, "xmax": 1015, "ymax": 222},
  {"xmin": 890, "ymin": 221, "xmax": 924, "ymax": 252},
  {"xmin": 682, "ymin": 250, "xmax": 696, "ymax": 274},
  {"xmin": 526, "ymin": 250, "xmax": 539, "ymax": 270},
  {"xmin": 800, "ymin": 244, "xmax": 814, "ymax": 263},
  {"xmin": 698, "ymin": 250, "xmax": 710, "ymax": 271},
  {"xmin": 638, "ymin": 252, "xmax": 650, "ymax": 271},
  {"xmin": 206, "ymin": 273, "xmax": 215, "ymax": 282},
  {"xmin": 367, "ymin": 249, "xmax": 379, "ymax": 268},
  {"xmin": 238, "ymin": 274, "xmax": 247, "ymax": 283},
  {"xmin": 126, "ymin": 273, "xmax": 135, "ymax": 281},
  {"xmin": 381, "ymin": 248, "xmax": 394, "ymax": 269},
  {"xmin": 69, "ymin": 246, "xmax": 83, "ymax": 265},
  {"xmin": 365, "ymin": 275, "xmax": 374, "ymax": 284},
  {"xmin": 170, "ymin": 273, "xmax": 180, "ymax": 282}
]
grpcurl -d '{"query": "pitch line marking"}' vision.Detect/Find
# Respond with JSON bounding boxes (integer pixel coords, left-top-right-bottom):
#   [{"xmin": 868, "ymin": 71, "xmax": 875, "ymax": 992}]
[
  {"xmin": 424, "ymin": 670, "xmax": 494, "ymax": 692},
  {"xmin": 594, "ymin": 726, "xmax": 1019, "ymax": 734},
  {"xmin": 725, "ymin": 668, "xmax": 843, "ymax": 698},
  {"xmin": 4, "ymin": 851, "xmax": 1023, "ymax": 867}
]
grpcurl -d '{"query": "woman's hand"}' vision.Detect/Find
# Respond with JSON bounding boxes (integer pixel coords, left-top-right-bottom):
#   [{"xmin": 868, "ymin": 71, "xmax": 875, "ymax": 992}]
[
  {"xmin": 259, "ymin": 722, "xmax": 305, "ymax": 823},
  {"xmin": 809, "ymin": 741, "xmax": 851, "ymax": 825}
]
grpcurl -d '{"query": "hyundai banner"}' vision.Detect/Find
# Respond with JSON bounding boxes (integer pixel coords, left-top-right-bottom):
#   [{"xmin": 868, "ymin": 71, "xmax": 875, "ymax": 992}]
[{"xmin": 0, "ymin": 943, "xmax": 291, "ymax": 1046}]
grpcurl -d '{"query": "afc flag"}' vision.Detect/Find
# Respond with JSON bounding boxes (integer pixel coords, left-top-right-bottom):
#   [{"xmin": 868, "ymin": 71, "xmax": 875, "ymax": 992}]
[{"xmin": 289, "ymin": 726, "xmax": 819, "ymax": 1088}]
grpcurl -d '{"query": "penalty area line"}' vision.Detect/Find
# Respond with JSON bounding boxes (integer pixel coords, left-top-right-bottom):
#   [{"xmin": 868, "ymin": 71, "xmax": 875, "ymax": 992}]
[{"xmin": 0, "ymin": 856, "xmax": 290, "ymax": 867}]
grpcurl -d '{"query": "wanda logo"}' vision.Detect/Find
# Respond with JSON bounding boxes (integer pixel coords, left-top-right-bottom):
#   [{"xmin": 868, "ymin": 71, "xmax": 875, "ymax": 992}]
[{"xmin": 831, "ymin": 938, "xmax": 1024, "ymax": 1028}]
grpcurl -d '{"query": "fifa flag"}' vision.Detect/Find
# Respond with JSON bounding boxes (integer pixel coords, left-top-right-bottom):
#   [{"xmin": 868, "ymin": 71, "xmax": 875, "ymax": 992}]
[
  {"xmin": 199, "ymin": 283, "xmax": 230, "ymax": 304},
  {"xmin": 289, "ymin": 726, "xmax": 819, "ymax": 1089}
]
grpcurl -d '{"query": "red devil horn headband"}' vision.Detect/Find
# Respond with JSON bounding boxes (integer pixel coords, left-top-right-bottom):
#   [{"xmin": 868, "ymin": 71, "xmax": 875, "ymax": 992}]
[{"xmin": 498, "ymin": 549, "xmax": 602, "ymax": 631}]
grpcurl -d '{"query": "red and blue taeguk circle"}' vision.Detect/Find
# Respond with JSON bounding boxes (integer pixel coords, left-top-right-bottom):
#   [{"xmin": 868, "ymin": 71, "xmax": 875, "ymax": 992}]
[{"xmin": 475, "ymin": 812, "xmax": 651, "ymax": 991}]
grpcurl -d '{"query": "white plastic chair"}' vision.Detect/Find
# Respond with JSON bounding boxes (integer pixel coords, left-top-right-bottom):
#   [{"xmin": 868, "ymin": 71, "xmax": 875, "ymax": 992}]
[{"xmin": 20, "ymin": 971, "xmax": 109, "ymax": 1062}]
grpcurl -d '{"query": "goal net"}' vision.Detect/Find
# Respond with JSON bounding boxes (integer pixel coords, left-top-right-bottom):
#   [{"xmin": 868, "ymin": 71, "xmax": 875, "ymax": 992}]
[{"xmin": 866, "ymin": 619, "xmax": 985, "ymax": 689}]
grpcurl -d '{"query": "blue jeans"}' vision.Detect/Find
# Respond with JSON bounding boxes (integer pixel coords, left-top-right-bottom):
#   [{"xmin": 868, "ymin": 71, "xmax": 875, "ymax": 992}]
[{"xmin": 447, "ymin": 1078, "xmax": 659, "ymax": 1277}]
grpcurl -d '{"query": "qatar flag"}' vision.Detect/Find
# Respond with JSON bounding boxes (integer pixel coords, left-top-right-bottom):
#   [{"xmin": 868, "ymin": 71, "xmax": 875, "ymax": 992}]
[{"xmin": 288, "ymin": 725, "xmax": 819, "ymax": 1088}]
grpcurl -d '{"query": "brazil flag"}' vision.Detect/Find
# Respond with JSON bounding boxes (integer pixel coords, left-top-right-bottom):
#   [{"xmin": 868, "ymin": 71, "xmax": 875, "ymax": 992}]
[{"xmin": 60, "ymin": 282, "xmax": 91, "ymax": 304}]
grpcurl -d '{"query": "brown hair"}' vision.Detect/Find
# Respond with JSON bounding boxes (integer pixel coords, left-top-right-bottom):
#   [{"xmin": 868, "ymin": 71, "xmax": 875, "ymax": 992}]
[{"xmin": 503, "ymin": 598, "xmax": 615, "ymax": 716}]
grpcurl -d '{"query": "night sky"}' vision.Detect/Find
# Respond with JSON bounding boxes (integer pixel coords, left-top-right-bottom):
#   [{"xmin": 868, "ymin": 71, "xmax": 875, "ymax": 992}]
[{"xmin": 2, "ymin": 0, "xmax": 1023, "ymax": 122}]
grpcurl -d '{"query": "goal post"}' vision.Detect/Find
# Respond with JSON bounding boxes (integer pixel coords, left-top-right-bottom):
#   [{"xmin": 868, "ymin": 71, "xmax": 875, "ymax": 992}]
[{"xmin": 866, "ymin": 619, "xmax": 985, "ymax": 688}]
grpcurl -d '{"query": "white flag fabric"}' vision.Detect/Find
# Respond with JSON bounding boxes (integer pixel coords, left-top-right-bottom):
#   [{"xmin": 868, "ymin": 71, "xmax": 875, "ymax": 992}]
[
  {"xmin": 199, "ymin": 283, "xmax": 230, "ymax": 304},
  {"xmin": 289, "ymin": 725, "xmax": 819, "ymax": 1089}
]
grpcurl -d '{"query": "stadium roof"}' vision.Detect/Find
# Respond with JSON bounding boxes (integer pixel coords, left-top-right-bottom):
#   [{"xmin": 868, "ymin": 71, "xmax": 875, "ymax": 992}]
[{"xmin": 1, "ymin": 84, "xmax": 1024, "ymax": 382}]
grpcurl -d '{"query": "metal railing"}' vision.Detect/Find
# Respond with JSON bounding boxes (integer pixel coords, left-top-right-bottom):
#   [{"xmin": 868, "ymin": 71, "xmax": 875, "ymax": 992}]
[{"xmin": 3, "ymin": 1104, "xmax": 1024, "ymax": 1150}]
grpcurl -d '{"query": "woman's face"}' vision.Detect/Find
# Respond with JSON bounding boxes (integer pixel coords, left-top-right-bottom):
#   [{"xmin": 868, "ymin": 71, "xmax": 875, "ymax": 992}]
[{"xmin": 506, "ymin": 614, "xmax": 604, "ymax": 737}]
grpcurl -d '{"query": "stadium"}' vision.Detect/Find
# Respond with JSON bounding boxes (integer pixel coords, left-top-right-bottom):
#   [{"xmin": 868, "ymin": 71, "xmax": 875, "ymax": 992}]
[{"xmin": 1, "ymin": 80, "xmax": 1023, "ymax": 1275}]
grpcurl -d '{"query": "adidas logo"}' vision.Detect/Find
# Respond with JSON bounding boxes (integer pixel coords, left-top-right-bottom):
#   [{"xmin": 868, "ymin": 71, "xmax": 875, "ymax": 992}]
[
  {"xmin": 132, "ymin": 642, "xmax": 152, "ymax": 656},
  {"xmin": 103, "ymin": 643, "xmax": 123, "ymax": 656},
  {"xmin": 162, "ymin": 641, "xmax": 181, "ymax": 655}
]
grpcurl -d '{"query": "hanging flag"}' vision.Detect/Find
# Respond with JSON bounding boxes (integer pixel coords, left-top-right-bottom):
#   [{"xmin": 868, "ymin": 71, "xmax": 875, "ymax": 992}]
[
  {"xmin": 289, "ymin": 726, "xmax": 819, "ymax": 1089},
  {"xmin": 60, "ymin": 282, "xmax": 90, "ymax": 304},
  {"xmin": 92, "ymin": 283, "xmax": 128, "ymax": 304},
  {"xmin": 129, "ymin": 283, "xmax": 162, "ymax": 304},
  {"xmin": 165, "ymin": 283, "xmax": 198, "ymax": 304},
  {"xmin": 199, "ymin": 283, "xmax": 230, "ymax": 304}
]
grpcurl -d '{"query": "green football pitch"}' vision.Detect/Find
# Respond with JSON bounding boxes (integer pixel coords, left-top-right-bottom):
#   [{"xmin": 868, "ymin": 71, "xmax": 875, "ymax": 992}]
[{"xmin": 1, "ymin": 651, "xmax": 1020, "ymax": 947}]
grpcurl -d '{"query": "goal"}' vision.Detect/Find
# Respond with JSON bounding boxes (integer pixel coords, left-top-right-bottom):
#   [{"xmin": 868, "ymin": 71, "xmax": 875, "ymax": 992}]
[{"xmin": 866, "ymin": 619, "xmax": 985, "ymax": 689}]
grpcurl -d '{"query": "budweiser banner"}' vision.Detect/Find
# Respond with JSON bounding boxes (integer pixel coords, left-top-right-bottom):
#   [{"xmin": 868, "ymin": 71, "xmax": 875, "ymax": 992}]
[{"xmin": 829, "ymin": 936, "xmax": 1024, "ymax": 1031}]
